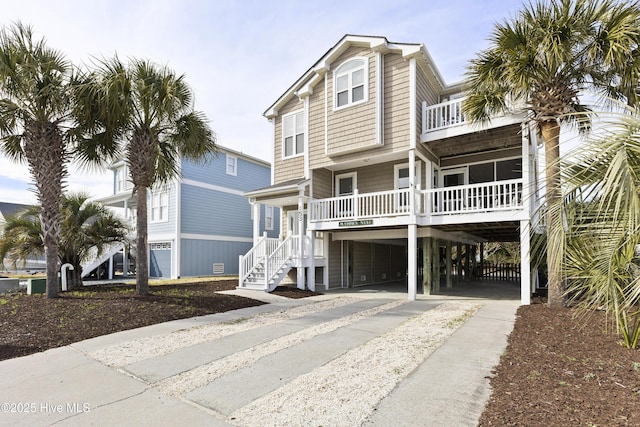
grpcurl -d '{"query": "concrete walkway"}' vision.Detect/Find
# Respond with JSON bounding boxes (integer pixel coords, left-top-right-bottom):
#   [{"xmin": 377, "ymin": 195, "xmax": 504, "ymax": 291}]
[{"xmin": 0, "ymin": 281, "xmax": 519, "ymax": 426}]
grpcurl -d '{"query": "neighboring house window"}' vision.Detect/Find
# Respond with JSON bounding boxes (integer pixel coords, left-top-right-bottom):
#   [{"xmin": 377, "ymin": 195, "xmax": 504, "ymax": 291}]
[
  {"xmin": 334, "ymin": 58, "xmax": 367, "ymax": 109},
  {"xmin": 265, "ymin": 205, "xmax": 274, "ymax": 230},
  {"xmin": 150, "ymin": 187, "xmax": 169, "ymax": 223},
  {"xmin": 283, "ymin": 111, "xmax": 305, "ymax": 158},
  {"xmin": 226, "ymin": 154, "xmax": 237, "ymax": 176},
  {"xmin": 115, "ymin": 165, "xmax": 127, "ymax": 193}
]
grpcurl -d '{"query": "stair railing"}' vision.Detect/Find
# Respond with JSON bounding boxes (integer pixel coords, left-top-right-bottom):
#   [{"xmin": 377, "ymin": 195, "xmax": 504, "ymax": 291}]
[{"xmin": 264, "ymin": 235, "xmax": 293, "ymax": 291}]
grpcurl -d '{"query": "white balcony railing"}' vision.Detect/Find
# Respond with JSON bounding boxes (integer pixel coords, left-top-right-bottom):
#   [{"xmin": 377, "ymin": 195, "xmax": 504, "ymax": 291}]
[
  {"xmin": 309, "ymin": 179, "xmax": 523, "ymax": 223},
  {"xmin": 422, "ymin": 97, "xmax": 466, "ymax": 133},
  {"xmin": 310, "ymin": 188, "xmax": 415, "ymax": 222},
  {"xmin": 424, "ymin": 179, "xmax": 523, "ymax": 215}
]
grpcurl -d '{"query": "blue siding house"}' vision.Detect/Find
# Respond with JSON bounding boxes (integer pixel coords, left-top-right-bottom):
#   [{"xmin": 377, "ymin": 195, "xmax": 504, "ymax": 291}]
[{"xmin": 96, "ymin": 146, "xmax": 278, "ymax": 279}]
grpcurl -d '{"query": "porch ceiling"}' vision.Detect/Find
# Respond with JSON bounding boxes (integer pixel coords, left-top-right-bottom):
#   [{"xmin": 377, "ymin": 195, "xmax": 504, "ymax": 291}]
[
  {"xmin": 434, "ymin": 221, "xmax": 520, "ymax": 242},
  {"xmin": 426, "ymin": 123, "xmax": 522, "ymax": 158}
]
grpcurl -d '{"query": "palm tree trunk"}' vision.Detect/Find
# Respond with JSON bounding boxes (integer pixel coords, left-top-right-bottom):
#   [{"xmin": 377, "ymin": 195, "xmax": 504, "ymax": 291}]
[
  {"xmin": 25, "ymin": 122, "xmax": 66, "ymax": 299},
  {"xmin": 541, "ymin": 121, "xmax": 564, "ymax": 307},
  {"xmin": 135, "ymin": 186, "xmax": 149, "ymax": 295}
]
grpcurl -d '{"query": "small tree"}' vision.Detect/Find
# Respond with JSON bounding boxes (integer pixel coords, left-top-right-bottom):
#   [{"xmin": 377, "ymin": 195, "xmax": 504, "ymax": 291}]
[
  {"xmin": 0, "ymin": 192, "xmax": 130, "ymax": 289},
  {"xmin": 555, "ymin": 108, "xmax": 640, "ymax": 348}
]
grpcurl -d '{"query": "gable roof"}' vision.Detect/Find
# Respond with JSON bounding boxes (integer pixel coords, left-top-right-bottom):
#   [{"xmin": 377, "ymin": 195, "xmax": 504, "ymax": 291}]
[{"xmin": 264, "ymin": 34, "xmax": 449, "ymax": 119}]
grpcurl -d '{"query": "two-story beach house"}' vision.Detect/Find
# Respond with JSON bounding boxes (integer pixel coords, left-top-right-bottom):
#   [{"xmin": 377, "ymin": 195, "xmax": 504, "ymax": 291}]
[
  {"xmin": 94, "ymin": 146, "xmax": 279, "ymax": 280},
  {"xmin": 239, "ymin": 35, "xmax": 540, "ymax": 305}
]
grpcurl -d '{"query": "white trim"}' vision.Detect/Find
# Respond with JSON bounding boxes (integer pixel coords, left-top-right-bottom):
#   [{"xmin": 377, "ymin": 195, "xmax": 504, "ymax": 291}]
[
  {"xmin": 394, "ymin": 162, "xmax": 422, "ymax": 190},
  {"xmin": 441, "ymin": 167, "xmax": 468, "ymax": 186},
  {"xmin": 180, "ymin": 233, "xmax": 253, "ymax": 243},
  {"xmin": 282, "ymin": 109, "xmax": 305, "ymax": 159},
  {"xmin": 150, "ymin": 187, "xmax": 169, "ymax": 223},
  {"xmin": 175, "ymin": 176, "xmax": 181, "ymax": 278},
  {"xmin": 225, "ymin": 154, "xmax": 238, "ymax": 176},
  {"xmin": 182, "ymin": 178, "xmax": 244, "ymax": 196},
  {"xmin": 409, "ymin": 57, "xmax": 416, "ymax": 150},
  {"xmin": 304, "ymin": 96, "xmax": 310, "ymax": 179},
  {"xmin": 324, "ymin": 75, "xmax": 328, "ymax": 155},
  {"xmin": 271, "ymin": 118, "xmax": 275, "ymax": 185},
  {"xmin": 376, "ymin": 51, "xmax": 384, "ymax": 146},
  {"xmin": 333, "ymin": 57, "xmax": 369, "ymax": 111},
  {"xmin": 335, "ymin": 172, "xmax": 357, "ymax": 196},
  {"xmin": 148, "ymin": 234, "xmax": 176, "ymax": 242}
]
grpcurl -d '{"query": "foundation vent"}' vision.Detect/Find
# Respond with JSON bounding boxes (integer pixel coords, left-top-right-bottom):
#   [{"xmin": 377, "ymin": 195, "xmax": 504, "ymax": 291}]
[{"xmin": 213, "ymin": 263, "xmax": 225, "ymax": 274}]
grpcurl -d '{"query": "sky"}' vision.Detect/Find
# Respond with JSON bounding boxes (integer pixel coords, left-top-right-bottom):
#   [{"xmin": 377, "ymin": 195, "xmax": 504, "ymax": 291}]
[{"xmin": 0, "ymin": 0, "xmax": 526, "ymax": 204}]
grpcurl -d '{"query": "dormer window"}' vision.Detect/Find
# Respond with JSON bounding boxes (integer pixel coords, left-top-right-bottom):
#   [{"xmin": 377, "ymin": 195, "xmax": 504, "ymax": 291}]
[{"xmin": 334, "ymin": 58, "xmax": 367, "ymax": 109}]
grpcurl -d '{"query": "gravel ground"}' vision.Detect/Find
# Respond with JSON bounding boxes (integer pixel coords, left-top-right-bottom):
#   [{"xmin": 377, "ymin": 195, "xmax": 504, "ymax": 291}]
[
  {"xmin": 89, "ymin": 296, "xmax": 361, "ymax": 367},
  {"xmin": 154, "ymin": 299, "xmax": 407, "ymax": 397},
  {"xmin": 229, "ymin": 301, "xmax": 479, "ymax": 427}
]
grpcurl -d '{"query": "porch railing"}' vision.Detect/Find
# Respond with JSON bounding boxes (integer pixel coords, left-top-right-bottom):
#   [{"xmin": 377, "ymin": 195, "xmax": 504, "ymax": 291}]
[
  {"xmin": 309, "ymin": 179, "xmax": 523, "ymax": 223},
  {"xmin": 422, "ymin": 97, "xmax": 466, "ymax": 133},
  {"xmin": 424, "ymin": 179, "xmax": 523, "ymax": 215},
  {"xmin": 309, "ymin": 188, "xmax": 415, "ymax": 222}
]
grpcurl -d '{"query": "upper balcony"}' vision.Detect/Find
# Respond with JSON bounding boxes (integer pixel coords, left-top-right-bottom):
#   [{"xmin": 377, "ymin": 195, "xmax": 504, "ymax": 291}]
[
  {"xmin": 308, "ymin": 179, "xmax": 528, "ymax": 231},
  {"xmin": 421, "ymin": 97, "xmax": 525, "ymax": 143}
]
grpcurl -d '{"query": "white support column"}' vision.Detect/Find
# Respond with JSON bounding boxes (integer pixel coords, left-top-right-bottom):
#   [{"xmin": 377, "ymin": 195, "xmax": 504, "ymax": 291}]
[
  {"xmin": 408, "ymin": 224, "xmax": 417, "ymax": 300},
  {"xmin": 108, "ymin": 255, "xmax": 114, "ymax": 280},
  {"xmin": 307, "ymin": 231, "xmax": 315, "ymax": 292},
  {"xmin": 252, "ymin": 201, "xmax": 261, "ymax": 245},
  {"xmin": 520, "ymin": 219, "xmax": 531, "ymax": 305},
  {"xmin": 297, "ymin": 190, "xmax": 305, "ymax": 290},
  {"xmin": 323, "ymin": 232, "xmax": 329, "ymax": 289}
]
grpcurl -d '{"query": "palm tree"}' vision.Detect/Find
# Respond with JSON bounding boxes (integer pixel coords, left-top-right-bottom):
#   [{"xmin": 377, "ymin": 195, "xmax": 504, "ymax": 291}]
[
  {"xmin": 81, "ymin": 58, "xmax": 217, "ymax": 295},
  {"xmin": 0, "ymin": 23, "xmax": 73, "ymax": 298},
  {"xmin": 0, "ymin": 192, "xmax": 130, "ymax": 289},
  {"xmin": 463, "ymin": 0, "xmax": 640, "ymax": 306},
  {"xmin": 556, "ymin": 108, "xmax": 640, "ymax": 347}
]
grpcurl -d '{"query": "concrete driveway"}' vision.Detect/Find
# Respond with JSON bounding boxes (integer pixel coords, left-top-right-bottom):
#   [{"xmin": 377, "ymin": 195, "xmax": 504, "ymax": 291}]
[{"xmin": 0, "ymin": 281, "xmax": 519, "ymax": 426}]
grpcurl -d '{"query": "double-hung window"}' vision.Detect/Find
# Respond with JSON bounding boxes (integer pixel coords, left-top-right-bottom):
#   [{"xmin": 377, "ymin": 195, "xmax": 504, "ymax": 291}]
[
  {"xmin": 334, "ymin": 58, "xmax": 367, "ymax": 109},
  {"xmin": 226, "ymin": 154, "xmax": 237, "ymax": 176},
  {"xmin": 283, "ymin": 111, "xmax": 305, "ymax": 158},
  {"xmin": 150, "ymin": 187, "xmax": 169, "ymax": 223}
]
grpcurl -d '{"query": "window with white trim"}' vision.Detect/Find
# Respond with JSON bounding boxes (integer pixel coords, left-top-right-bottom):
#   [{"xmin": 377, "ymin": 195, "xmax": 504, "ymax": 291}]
[
  {"xmin": 282, "ymin": 111, "xmax": 305, "ymax": 158},
  {"xmin": 150, "ymin": 187, "xmax": 169, "ymax": 223},
  {"xmin": 226, "ymin": 154, "xmax": 237, "ymax": 176},
  {"xmin": 334, "ymin": 58, "xmax": 367, "ymax": 109},
  {"xmin": 265, "ymin": 205, "xmax": 274, "ymax": 230},
  {"xmin": 115, "ymin": 165, "xmax": 129, "ymax": 193}
]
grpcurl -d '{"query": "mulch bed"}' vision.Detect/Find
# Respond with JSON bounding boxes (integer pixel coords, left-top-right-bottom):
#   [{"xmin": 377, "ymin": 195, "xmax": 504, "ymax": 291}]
[
  {"xmin": 0, "ymin": 279, "xmax": 318, "ymax": 362},
  {"xmin": 479, "ymin": 302, "xmax": 640, "ymax": 426}
]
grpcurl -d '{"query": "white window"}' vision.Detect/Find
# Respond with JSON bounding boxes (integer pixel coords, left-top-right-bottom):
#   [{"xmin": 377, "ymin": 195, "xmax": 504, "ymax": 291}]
[
  {"xmin": 226, "ymin": 154, "xmax": 237, "ymax": 176},
  {"xmin": 283, "ymin": 111, "xmax": 305, "ymax": 158},
  {"xmin": 150, "ymin": 188, "xmax": 169, "ymax": 223},
  {"xmin": 265, "ymin": 205, "xmax": 274, "ymax": 230},
  {"xmin": 115, "ymin": 165, "xmax": 128, "ymax": 193},
  {"xmin": 334, "ymin": 58, "xmax": 368, "ymax": 109}
]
